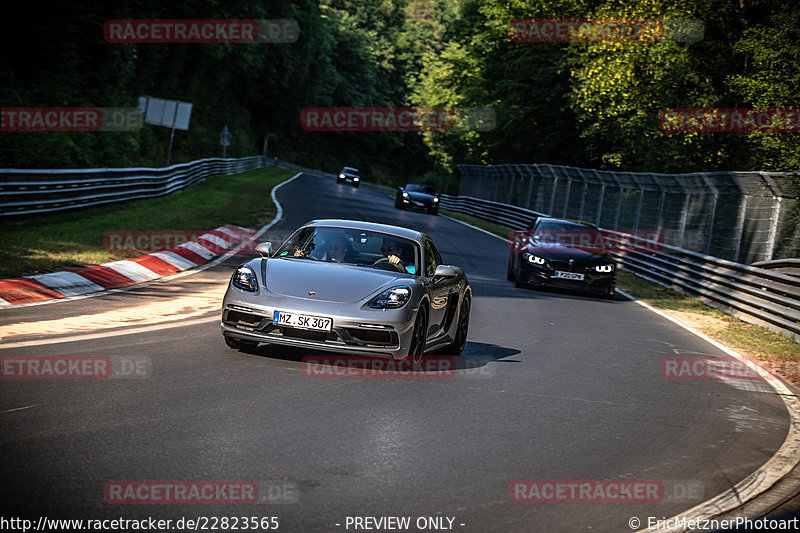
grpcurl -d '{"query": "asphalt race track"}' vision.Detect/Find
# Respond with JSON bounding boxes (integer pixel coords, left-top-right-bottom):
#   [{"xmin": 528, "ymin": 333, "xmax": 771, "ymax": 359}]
[{"xmin": 0, "ymin": 173, "xmax": 793, "ymax": 532}]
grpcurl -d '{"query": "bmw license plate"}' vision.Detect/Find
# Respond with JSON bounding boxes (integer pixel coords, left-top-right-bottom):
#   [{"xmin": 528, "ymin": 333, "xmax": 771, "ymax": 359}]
[
  {"xmin": 273, "ymin": 311, "xmax": 332, "ymax": 331},
  {"xmin": 554, "ymin": 271, "xmax": 585, "ymax": 281}
]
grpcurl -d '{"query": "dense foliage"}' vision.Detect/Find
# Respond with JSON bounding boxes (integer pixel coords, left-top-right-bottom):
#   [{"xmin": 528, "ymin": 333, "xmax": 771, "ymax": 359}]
[{"xmin": 1, "ymin": 0, "xmax": 797, "ymax": 185}]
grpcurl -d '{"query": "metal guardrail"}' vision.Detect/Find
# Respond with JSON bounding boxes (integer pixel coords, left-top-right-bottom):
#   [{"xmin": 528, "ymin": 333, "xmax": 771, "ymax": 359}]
[
  {"xmin": 458, "ymin": 163, "xmax": 800, "ymax": 264},
  {"xmin": 438, "ymin": 194, "xmax": 800, "ymax": 343},
  {"xmin": 0, "ymin": 156, "xmax": 268, "ymax": 216}
]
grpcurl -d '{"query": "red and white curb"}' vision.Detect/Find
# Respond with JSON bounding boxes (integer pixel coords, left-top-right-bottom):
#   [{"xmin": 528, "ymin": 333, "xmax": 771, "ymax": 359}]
[{"xmin": 0, "ymin": 224, "xmax": 255, "ymax": 306}]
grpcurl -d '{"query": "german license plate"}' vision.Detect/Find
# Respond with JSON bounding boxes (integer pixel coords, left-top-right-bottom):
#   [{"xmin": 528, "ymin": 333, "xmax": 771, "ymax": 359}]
[
  {"xmin": 554, "ymin": 271, "xmax": 584, "ymax": 280},
  {"xmin": 273, "ymin": 311, "xmax": 332, "ymax": 331}
]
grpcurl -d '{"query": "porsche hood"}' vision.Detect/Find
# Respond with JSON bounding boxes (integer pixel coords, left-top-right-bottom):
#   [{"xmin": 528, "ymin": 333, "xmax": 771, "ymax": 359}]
[{"xmin": 262, "ymin": 258, "xmax": 409, "ymax": 303}]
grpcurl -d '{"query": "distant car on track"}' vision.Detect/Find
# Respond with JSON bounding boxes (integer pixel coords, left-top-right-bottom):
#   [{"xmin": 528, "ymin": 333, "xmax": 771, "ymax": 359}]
[
  {"xmin": 221, "ymin": 219, "xmax": 471, "ymax": 363},
  {"xmin": 395, "ymin": 183, "xmax": 439, "ymax": 214},
  {"xmin": 507, "ymin": 217, "xmax": 616, "ymax": 299},
  {"xmin": 337, "ymin": 166, "xmax": 360, "ymax": 187}
]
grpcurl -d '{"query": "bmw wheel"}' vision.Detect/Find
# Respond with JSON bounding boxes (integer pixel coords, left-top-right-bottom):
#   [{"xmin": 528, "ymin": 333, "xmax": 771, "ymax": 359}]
[
  {"xmin": 506, "ymin": 254, "xmax": 516, "ymax": 281},
  {"xmin": 514, "ymin": 258, "xmax": 527, "ymax": 288}
]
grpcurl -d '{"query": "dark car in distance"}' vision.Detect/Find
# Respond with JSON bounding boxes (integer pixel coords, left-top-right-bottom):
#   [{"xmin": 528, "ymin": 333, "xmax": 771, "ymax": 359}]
[
  {"xmin": 395, "ymin": 183, "xmax": 439, "ymax": 214},
  {"xmin": 337, "ymin": 167, "xmax": 360, "ymax": 187},
  {"xmin": 507, "ymin": 217, "xmax": 616, "ymax": 299}
]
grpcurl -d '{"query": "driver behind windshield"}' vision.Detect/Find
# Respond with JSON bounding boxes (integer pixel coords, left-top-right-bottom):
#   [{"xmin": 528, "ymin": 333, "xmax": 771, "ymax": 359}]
[{"xmin": 379, "ymin": 238, "xmax": 415, "ymax": 272}]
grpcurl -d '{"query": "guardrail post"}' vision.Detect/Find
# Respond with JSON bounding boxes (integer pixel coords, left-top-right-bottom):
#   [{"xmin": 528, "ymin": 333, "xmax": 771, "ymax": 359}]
[
  {"xmin": 562, "ymin": 175, "xmax": 572, "ymax": 218},
  {"xmin": 525, "ymin": 166, "xmax": 535, "ymax": 210},
  {"xmin": 760, "ymin": 172, "xmax": 785, "ymax": 262},
  {"xmin": 578, "ymin": 178, "xmax": 588, "ymax": 221},
  {"xmin": 699, "ymin": 173, "xmax": 719, "ymax": 256},
  {"xmin": 548, "ymin": 172, "xmax": 559, "ymax": 215},
  {"xmin": 732, "ymin": 196, "xmax": 748, "ymax": 263}
]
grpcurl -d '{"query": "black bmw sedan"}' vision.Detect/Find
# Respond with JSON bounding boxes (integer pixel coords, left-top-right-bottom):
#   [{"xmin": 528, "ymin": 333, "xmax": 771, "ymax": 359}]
[{"xmin": 507, "ymin": 217, "xmax": 616, "ymax": 299}]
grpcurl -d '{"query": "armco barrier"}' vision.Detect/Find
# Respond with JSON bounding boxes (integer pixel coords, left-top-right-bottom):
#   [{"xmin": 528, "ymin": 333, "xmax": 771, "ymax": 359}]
[{"xmin": 0, "ymin": 156, "xmax": 269, "ymax": 217}]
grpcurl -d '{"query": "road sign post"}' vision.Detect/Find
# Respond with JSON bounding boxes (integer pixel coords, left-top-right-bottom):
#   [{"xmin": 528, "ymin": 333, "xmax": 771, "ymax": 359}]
[{"xmin": 220, "ymin": 126, "xmax": 232, "ymax": 158}]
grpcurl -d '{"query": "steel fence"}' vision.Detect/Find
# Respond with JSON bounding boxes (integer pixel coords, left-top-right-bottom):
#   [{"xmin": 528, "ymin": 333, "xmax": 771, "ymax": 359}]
[
  {"xmin": 0, "ymin": 156, "xmax": 270, "ymax": 217},
  {"xmin": 457, "ymin": 164, "xmax": 800, "ymax": 264}
]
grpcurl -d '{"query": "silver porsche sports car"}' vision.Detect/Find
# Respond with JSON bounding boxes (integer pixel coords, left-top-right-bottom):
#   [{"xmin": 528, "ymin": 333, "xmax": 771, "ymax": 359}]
[{"xmin": 220, "ymin": 219, "xmax": 471, "ymax": 362}]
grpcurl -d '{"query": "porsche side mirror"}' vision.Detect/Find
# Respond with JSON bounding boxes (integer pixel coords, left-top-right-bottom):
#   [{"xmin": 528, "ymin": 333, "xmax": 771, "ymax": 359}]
[
  {"xmin": 255, "ymin": 242, "xmax": 273, "ymax": 257},
  {"xmin": 433, "ymin": 265, "xmax": 457, "ymax": 280}
]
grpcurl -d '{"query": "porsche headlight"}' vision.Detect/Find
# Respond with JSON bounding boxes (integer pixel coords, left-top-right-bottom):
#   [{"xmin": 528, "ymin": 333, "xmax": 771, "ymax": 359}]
[
  {"xmin": 595, "ymin": 264, "xmax": 614, "ymax": 273},
  {"xmin": 369, "ymin": 286, "xmax": 411, "ymax": 309},
  {"xmin": 524, "ymin": 253, "xmax": 546, "ymax": 265},
  {"xmin": 232, "ymin": 264, "xmax": 258, "ymax": 292}
]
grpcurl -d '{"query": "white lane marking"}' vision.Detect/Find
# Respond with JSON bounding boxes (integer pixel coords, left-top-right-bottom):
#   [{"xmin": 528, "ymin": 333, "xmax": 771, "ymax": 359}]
[
  {"xmin": 1, "ymin": 404, "xmax": 43, "ymax": 413},
  {"xmin": 0, "ymin": 172, "xmax": 302, "ymax": 309},
  {"xmin": 28, "ymin": 272, "xmax": 104, "ymax": 297},
  {"xmin": 443, "ymin": 214, "xmax": 510, "ymax": 243},
  {"xmin": 442, "ymin": 219, "xmax": 800, "ymax": 526},
  {"xmin": 622, "ymin": 292, "xmax": 800, "ymax": 530},
  {"xmin": 0, "ymin": 315, "xmax": 219, "ymax": 349}
]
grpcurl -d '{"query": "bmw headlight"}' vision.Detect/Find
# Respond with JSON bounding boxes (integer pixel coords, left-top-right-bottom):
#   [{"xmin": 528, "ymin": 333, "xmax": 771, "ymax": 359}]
[
  {"xmin": 595, "ymin": 264, "xmax": 614, "ymax": 273},
  {"xmin": 339, "ymin": 173, "xmax": 345, "ymax": 179},
  {"xmin": 524, "ymin": 253, "xmax": 546, "ymax": 265},
  {"xmin": 369, "ymin": 286, "xmax": 411, "ymax": 309},
  {"xmin": 433, "ymin": 197, "xmax": 439, "ymax": 203},
  {"xmin": 354, "ymin": 177, "xmax": 359, "ymax": 181},
  {"xmin": 232, "ymin": 264, "xmax": 258, "ymax": 292},
  {"xmin": 402, "ymin": 192, "xmax": 409, "ymax": 198}
]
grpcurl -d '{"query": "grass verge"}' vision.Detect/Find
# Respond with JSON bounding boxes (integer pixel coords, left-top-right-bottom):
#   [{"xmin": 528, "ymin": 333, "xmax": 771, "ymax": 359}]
[
  {"xmin": 0, "ymin": 167, "xmax": 293, "ymax": 278},
  {"xmin": 442, "ymin": 209, "xmax": 800, "ymax": 387}
]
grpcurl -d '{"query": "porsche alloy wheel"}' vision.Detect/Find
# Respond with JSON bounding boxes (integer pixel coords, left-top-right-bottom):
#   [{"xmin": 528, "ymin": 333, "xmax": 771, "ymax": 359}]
[
  {"xmin": 451, "ymin": 295, "xmax": 470, "ymax": 355},
  {"xmin": 408, "ymin": 306, "xmax": 427, "ymax": 366}
]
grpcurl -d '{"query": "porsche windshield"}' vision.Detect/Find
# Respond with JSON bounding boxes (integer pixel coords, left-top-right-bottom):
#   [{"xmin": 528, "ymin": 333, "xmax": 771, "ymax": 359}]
[
  {"xmin": 405, "ymin": 184, "xmax": 435, "ymax": 194},
  {"xmin": 275, "ymin": 227, "xmax": 420, "ymax": 275}
]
